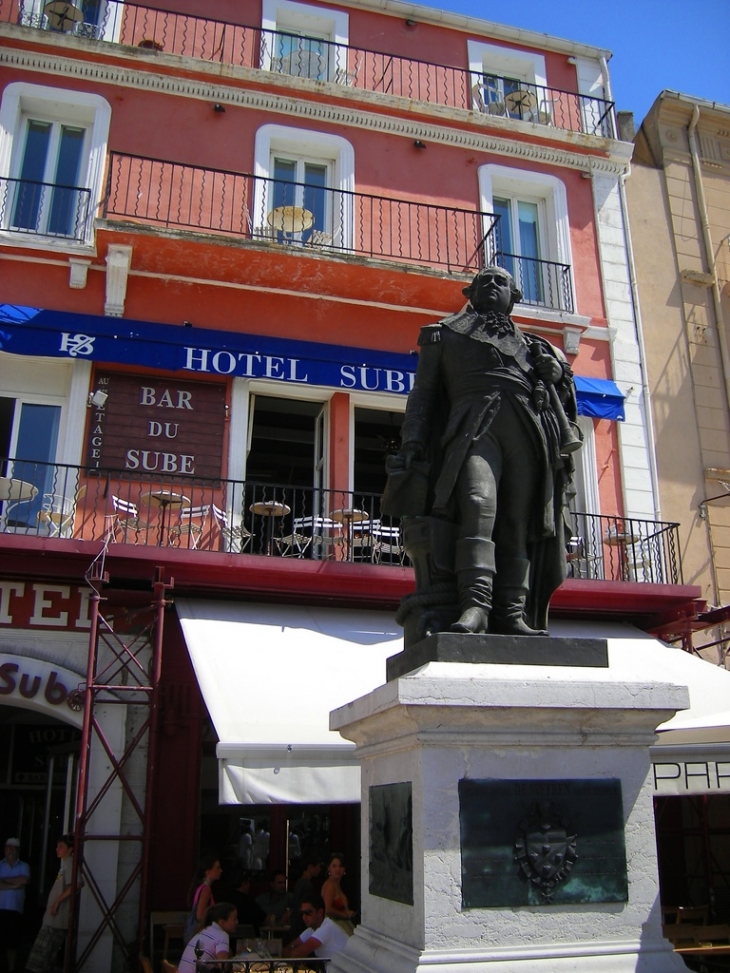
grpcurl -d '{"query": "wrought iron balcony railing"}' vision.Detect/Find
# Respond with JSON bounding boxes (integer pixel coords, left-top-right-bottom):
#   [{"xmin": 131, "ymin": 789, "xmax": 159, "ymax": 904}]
[
  {"xmin": 494, "ymin": 251, "xmax": 574, "ymax": 313},
  {"xmin": 0, "ymin": 175, "xmax": 91, "ymax": 242},
  {"xmin": 0, "ymin": 459, "xmax": 682, "ymax": 584},
  {"xmin": 9, "ymin": 1, "xmax": 617, "ymax": 139},
  {"xmin": 104, "ymin": 152, "xmax": 499, "ymax": 273}
]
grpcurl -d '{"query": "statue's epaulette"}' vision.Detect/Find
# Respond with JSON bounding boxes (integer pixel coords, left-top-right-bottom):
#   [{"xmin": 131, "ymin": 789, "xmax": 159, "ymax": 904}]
[{"xmin": 417, "ymin": 323, "xmax": 443, "ymax": 346}]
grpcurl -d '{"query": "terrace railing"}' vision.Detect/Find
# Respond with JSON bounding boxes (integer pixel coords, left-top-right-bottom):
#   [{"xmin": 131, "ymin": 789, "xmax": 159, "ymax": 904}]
[
  {"xmin": 494, "ymin": 251, "xmax": 574, "ymax": 313},
  {"xmin": 104, "ymin": 152, "xmax": 499, "ymax": 272},
  {"xmin": 9, "ymin": 1, "xmax": 617, "ymax": 139},
  {"xmin": 0, "ymin": 459, "xmax": 682, "ymax": 584},
  {"xmin": 568, "ymin": 511, "xmax": 682, "ymax": 585},
  {"xmin": 0, "ymin": 174, "xmax": 91, "ymax": 242}
]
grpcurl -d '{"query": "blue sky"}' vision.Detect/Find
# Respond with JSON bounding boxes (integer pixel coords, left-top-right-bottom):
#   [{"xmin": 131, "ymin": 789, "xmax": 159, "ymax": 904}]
[{"xmin": 414, "ymin": 0, "xmax": 730, "ymax": 124}]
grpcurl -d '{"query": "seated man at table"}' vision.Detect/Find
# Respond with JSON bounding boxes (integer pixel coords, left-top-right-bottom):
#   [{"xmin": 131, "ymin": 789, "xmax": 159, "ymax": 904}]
[
  {"xmin": 283, "ymin": 895, "xmax": 348, "ymax": 964},
  {"xmin": 256, "ymin": 870, "xmax": 292, "ymax": 927}
]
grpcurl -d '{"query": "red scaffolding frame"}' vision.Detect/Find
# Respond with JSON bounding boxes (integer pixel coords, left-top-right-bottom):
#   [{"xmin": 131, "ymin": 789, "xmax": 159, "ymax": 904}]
[{"xmin": 64, "ymin": 546, "xmax": 173, "ymax": 972}]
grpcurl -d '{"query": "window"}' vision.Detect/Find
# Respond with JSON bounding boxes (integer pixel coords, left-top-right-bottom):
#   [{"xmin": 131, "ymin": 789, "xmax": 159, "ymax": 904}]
[
  {"xmin": 0, "ymin": 397, "xmax": 62, "ymax": 529},
  {"xmin": 261, "ymin": 0, "xmax": 349, "ymax": 82},
  {"xmin": 492, "ymin": 195, "xmax": 545, "ymax": 304},
  {"xmin": 353, "ymin": 408, "xmax": 403, "ymax": 498},
  {"xmin": 0, "ymin": 84, "xmax": 111, "ymax": 247},
  {"xmin": 479, "ymin": 165, "xmax": 574, "ymax": 313},
  {"xmin": 271, "ymin": 156, "xmax": 331, "ymax": 244},
  {"xmin": 253, "ymin": 125, "xmax": 354, "ymax": 249},
  {"xmin": 468, "ymin": 41, "xmax": 547, "ymax": 121},
  {"xmin": 12, "ymin": 119, "xmax": 87, "ymax": 238}
]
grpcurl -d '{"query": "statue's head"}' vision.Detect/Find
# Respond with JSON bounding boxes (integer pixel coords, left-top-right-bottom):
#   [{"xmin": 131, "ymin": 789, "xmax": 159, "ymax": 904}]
[{"xmin": 462, "ymin": 266, "xmax": 522, "ymax": 315}]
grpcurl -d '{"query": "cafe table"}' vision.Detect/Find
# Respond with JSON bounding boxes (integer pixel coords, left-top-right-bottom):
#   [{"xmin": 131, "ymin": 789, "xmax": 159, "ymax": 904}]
[
  {"xmin": 140, "ymin": 490, "xmax": 190, "ymax": 545},
  {"xmin": 0, "ymin": 476, "xmax": 38, "ymax": 502},
  {"xmin": 249, "ymin": 500, "xmax": 291, "ymax": 556},
  {"xmin": 330, "ymin": 507, "xmax": 369, "ymax": 561}
]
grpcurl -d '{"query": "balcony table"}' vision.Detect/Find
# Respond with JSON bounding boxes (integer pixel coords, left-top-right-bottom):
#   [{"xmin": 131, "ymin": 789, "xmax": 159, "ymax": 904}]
[
  {"xmin": 43, "ymin": 0, "xmax": 84, "ymax": 31},
  {"xmin": 504, "ymin": 88, "xmax": 538, "ymax": 117},
  {"xmin": 267, "ymin": 205, "xmax": 314, "ymax": 242},
  {"xmin": 331, "ymin": 507, "xmax": 369, "ymax": 560},
  {"xmin": 0, "ymin": 477, "xmax": 38, "ymax": 502},
  {"xmin": 249, "ymin": 500, "xmax": 291, "ymax": 555},
  {"xmin": 140, "ymin": 490, "xmax": 190, "ymax": 545}
]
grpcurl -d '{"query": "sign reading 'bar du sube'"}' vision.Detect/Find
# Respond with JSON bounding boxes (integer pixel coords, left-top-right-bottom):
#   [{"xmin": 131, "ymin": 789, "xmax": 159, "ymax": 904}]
[{"xmin": 86, "ymin": 372, "xmax": 226, "ymax": 477}]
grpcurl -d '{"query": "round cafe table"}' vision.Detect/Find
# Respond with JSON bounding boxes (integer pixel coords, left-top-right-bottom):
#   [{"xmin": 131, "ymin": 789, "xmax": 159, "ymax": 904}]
[
  {"xmin": 266, "ymin": 205, "xmax": 314, "ymax": 241},
  {"xmin": 0, "ymin": 477, "xmax": 38, "ymax": 502},
  {"xmin": 249, "ymin": 500, "xmax": 291, "ymax": 555},
  {"xmin": 140, "ymin": 490, "xmax": 190, "ymax": 545},
  {"xmin": 331, "ymin": 507, "xmax": 369, "ymax": 561}
]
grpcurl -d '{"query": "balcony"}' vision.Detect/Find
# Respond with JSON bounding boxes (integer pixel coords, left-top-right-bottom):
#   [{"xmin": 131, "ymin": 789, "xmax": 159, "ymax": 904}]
[
  {"xmin": 103, "ymin": 152, "xmax": 499, "ymax": 273},
  {"xmin": 0, "ymin": 175, "xmax": 91, "ymax": 243},
  {"xmin": 10, "ymin": 1, "xmax": 617, "ymax": 139},
  {"xmin": 494, "ymin": 252, "xmax": 574, "ymax": 313},
  {"xmin": 0, "ymin": 459, "xmax": 682, "ymax": 585}
]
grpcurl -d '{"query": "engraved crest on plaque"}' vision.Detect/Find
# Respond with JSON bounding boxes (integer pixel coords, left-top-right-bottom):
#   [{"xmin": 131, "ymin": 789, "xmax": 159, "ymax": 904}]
[{"xmin": 514, "ymin": 802, "xmax": 578, "ymax": 902}]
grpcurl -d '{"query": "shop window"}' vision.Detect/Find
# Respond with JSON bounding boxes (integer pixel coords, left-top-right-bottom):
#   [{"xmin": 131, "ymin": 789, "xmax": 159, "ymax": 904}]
[
  {"xmin": 478, "ymin": 164, "xmax": 574, "ymax": 312},
  {"xmin": 0, "ymin": 84, "xmax": 111, "ymax": 247},
  {"xmin": 468, "ymin": 41, "xmax": 547, "ymax": 120},
  {"xmin": 261, "ymin": 0, "xmax": 349, "ymax": 82},
  {"xmin": 253, "ymin": 125, "xmax": 354, "ymax": 249},
  {"xmin": 0, "ymin": 396, "xmax": 62, "ymax": 529}
]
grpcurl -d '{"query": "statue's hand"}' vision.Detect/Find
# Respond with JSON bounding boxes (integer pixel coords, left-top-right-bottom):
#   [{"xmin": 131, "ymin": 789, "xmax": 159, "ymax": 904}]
[
  {"xmin": 398, "ymin": 442, "xmax": 425, "ymax": 469},
  {"xmin": 533, "ymin": 353, "xmax": 563, "ymax": 385}
]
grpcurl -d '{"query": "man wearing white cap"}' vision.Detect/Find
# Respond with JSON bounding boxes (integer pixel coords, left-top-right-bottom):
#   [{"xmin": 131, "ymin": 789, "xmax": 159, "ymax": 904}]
[{"xmin": 0, "ymin": 838, "xmax": 30, "ymax": 973}]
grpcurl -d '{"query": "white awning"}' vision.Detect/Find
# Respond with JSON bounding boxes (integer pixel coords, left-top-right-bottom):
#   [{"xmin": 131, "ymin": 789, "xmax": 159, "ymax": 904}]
[
  {"xmin": 175, "ymin": 599, "xmax": 401, "ymax": 805},
  {"xmin": 552, "ymin": 620, "xmax": 730, "ymax": 795}
]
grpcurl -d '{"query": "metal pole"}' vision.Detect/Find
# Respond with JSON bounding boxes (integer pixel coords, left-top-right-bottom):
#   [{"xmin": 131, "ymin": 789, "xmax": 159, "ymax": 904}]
[
  {"xmin": 137, "ymin": 570, "xmax": 173, "ymax": 957},
  {"xmin": 64, "ymin": 585, "xmax": 103, "ymax": 973}
]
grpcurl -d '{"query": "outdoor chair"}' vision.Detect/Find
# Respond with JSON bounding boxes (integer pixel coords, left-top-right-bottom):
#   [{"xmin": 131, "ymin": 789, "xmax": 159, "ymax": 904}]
[
  {"xmin": 212, "ymin": 504, "xmax": 252, "ymax": 553},
  {"xmin": 168, "ymin": 504, "xmax": 210, "ymax": 549},
  {"xmin": 107, "ymin": 496, "xmax": 151, "ymax": 543},
  {"xmin": 370, "ymin": 521, "xmax": 405, "ymax": 564}
]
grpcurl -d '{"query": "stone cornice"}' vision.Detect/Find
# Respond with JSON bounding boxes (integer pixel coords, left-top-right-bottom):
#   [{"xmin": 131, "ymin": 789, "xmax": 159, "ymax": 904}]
[{"xmin": 0, "ymin": 43, "xmax": 632, "ymax": 175}]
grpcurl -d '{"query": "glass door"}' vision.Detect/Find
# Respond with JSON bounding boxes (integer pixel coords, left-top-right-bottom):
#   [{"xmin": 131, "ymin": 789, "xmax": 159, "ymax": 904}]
[{"xmin": 0, "ymin": 398, "xmax": 61, "ymax": 530}]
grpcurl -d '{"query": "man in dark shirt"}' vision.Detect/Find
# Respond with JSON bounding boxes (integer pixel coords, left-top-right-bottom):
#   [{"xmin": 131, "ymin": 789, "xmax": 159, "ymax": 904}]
[{"xmin": 225, "ymin": 870, "xmax": 267, "ymax": 934}]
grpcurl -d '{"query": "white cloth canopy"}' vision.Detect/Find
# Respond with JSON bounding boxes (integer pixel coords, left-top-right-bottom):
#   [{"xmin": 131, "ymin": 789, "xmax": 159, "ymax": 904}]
[{"xmin": 175, "ymin": 599, "xmax": 401, "ymax": 804}]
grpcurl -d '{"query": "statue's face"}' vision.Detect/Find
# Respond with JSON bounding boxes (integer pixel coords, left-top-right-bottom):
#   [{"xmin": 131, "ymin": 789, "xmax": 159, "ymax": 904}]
[{"xmin": 469, "ymin": 270, "xmax": 513, "ymax": 314}]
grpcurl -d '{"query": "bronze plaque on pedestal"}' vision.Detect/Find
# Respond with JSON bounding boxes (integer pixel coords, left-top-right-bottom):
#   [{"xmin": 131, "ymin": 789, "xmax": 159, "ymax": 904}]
[
  {"xmin": 459, "ymin": 778, "xmax": 627, "ymax": 907},
  {"xmin": 369, "ymin": 782, "xmax": 413, "ymax": 905}
]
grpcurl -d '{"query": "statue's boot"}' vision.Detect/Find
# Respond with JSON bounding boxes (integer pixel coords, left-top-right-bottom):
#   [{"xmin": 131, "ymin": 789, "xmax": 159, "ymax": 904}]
[
  {"xmin": 491, "ymin": 556, "xmax": 548, "ymax": 637},
  {"xmin": 451, "ymin": 537, "xmax": 495, "ymax": 634}
]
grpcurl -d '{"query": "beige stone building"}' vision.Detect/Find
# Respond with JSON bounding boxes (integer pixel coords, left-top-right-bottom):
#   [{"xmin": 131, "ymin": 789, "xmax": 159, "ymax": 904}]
[{"xmin": 627, "ymin": 91, "xmax": 730, "ymax": 662}]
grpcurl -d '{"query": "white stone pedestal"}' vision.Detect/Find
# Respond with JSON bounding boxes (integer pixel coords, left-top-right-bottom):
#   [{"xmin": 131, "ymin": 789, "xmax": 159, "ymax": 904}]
[{"xmin": 329, "ymin": 640, "xmax": 690, "ymax": 973}]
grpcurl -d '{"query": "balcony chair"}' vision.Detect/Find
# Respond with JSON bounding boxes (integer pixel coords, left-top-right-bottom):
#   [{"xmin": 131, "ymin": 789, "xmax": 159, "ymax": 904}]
[
  {"xmin": 37, "ymin": 484, "xmax": 86, "ymax": 538},
  {"xmin": 370, "ymin": 522, "xmax": 405, "ymax": 564},
  {"xmin": 168, "ymin": 504, "xmax": 211, "ymax": 550},
  {"xmin": 162, "ymin": 960, "xmax": 179, "ymax": 973},
  {"xmin": 212, "ymin": 503, "xmax": 252, "ymax": 554},
  {"xmin": 276, "ymin": 523, "xmax": 313, "ymax": 558},
  {"xmin": 107, "ymin": 496, "xmax": 151, "ymax": 543},
  {"xmin": 72, "ymin": 21, "xmax": 102, "ymax": 39}
]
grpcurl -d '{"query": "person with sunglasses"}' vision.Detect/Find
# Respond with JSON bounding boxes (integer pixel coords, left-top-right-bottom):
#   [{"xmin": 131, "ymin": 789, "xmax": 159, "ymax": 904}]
[{"xmin": 283, "ymin": 894, "xmax": 348, "ymax": 965}]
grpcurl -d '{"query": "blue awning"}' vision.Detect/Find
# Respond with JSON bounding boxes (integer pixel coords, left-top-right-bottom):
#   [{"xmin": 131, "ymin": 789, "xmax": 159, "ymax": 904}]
[
  {"xmin": 574, "ymin": 376, "xmax": 625, "ymax": 421},
  {"xmin": 0, "ymin": 303, "xmax": 624, "ymax": 418}
]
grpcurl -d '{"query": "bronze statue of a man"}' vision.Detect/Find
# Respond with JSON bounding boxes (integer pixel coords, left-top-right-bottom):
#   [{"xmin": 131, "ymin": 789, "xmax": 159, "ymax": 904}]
[{"xmin": 384, "ymin": 266, "xmax": 580, "ymax": 641}]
